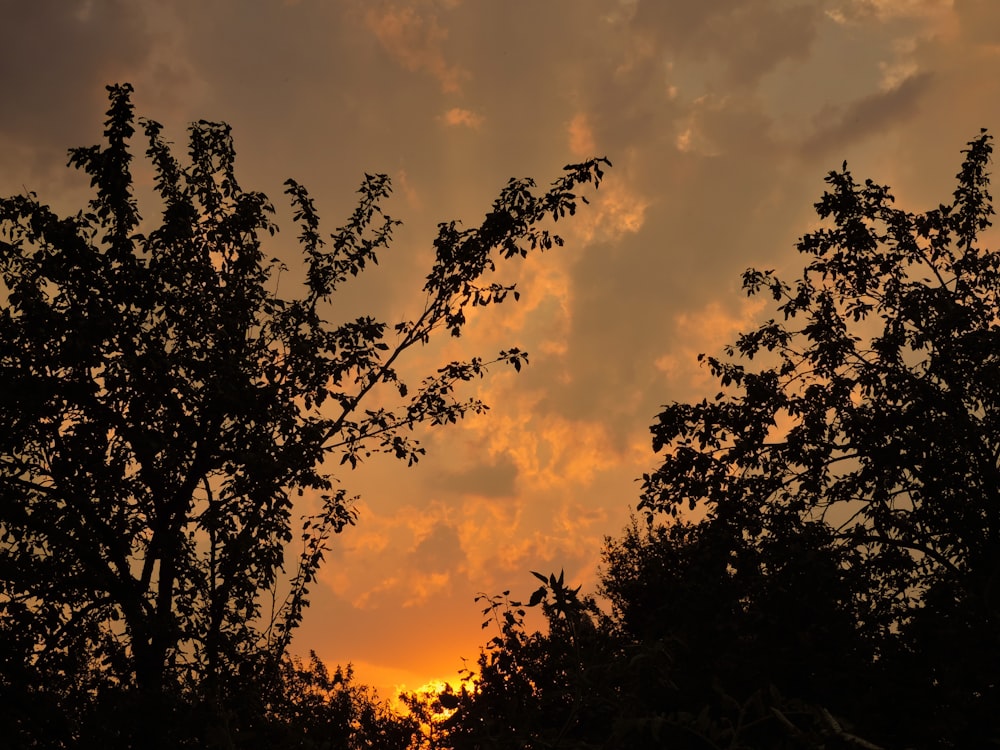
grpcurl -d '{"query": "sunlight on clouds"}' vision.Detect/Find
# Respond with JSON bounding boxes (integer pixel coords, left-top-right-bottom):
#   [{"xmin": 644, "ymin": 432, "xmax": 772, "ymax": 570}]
[
  {"xmin": 393, "ymin": 168, "xmax": 422, "ymax": 211},
  {"xmin": 861, "ymin": 1, "xmax": 960, "ymax": 93},
  {"xmin": 536, "ymin": 418, "xmax": 622, "ymax": 488},
  {"xmin": 495, "ymin": 253, "xmax": 573, "ymax": 339},
  {"xmin": 352, "ymin": 575, "xmax": 400, "ymax": 609},
  {"xmin": 456, "ymin": 502, "xmax": 572, "ymax": 585},
  {"xmin": 570, "ymin": 171, "xmax": 649, "ymax": 245},
  {"xmin": 346, "ymin": 528, "xmax": 391, "ymax": 555},
  {"xmin": 461, "ymin": 390, "xmax": 624, "ymax": 492},
  {"xmin": 455, "ymin": 499, "xmax": 530, "ymax": 580},
  {"xmin": 879, "ymin": 37, "xmax": 920, "ymax": 91},
  {"xmin": 565, "ymin": 116, "xmax": 647, "ymax": 244},
  {"xmin": 349, "ymin": 567, "xmax": 451, "ymax": 610},
  {"xmin": 555, "ymin": 500, "xmax": 609, "ymax": 537},
  {"xmin": 654, "ymin": 297, "xmax": 769, "ymax": 394},
  {"xmin": 320, "ymin": 499, "xmax": 457, "ymax": 604},
  {"xmin": 866, "ymin": 0, "xmax": 953, "ymax": 20},
  {"xmin": 674, "ymin": 95, "xmax": 724, "ymax": 156},
  {"xmin": 827, "ymin": 0, "xmax": 955, "ymax": 25},
  {"xmin": 401, "ymin": 571, "xmax": 451, "ymax": 607},
  {"xmin": 421, "ymin": 247, "xmax": 575, "ymax": 371},
  {"xmin": 439, "ymin": 107, "xmax": 484, "ymax": 129},
  {"xmin": 365, "ymin": 4, "xmax": 468, "ymax": 93},
  {"xmin": 613, "ymin": 31, "xmax": 656, "ymax": 78},
  {"xmin": 567, "ymin": 113, "xmax": 597, "ymax": 158}
]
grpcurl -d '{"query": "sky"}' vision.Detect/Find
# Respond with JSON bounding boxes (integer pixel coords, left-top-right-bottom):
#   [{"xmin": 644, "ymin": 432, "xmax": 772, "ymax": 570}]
[{"xmin": 2, "ymin": 0, "xmax": 999, "ymax": 698}]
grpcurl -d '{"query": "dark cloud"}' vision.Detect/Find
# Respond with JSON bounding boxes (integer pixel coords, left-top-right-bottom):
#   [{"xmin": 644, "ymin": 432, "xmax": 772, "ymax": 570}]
[
  {"xmin": 411, "ymin": 523, "xmax": 463, "ymax": 573},
  {"xmin": 0, "ymin": 0, "xmax": 151, "ymax": 147},
  {"xmin": 800, "ymin": 73, "xmax": 933, "ymax": 158},
  {"xmin": 530, "ymin": 100, "xmax": 797, "ymax": 444},
  {"xmin": 632, "ymin": 0, "xmax": 822, "ymax": 87},
  {"xmin": 428, "ymin": 455, "xmax": 519, "ymax": 498}
]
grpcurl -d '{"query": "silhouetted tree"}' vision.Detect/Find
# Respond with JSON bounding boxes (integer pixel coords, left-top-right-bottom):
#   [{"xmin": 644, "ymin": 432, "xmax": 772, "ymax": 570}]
[
  {"xmin": 404, "ymin": 576, "xmax": 624, "ymax": 750},
  {"xmin": 251, "ymin": 654, "xmax": 417, "ymax": 750},
  {"xmin": 425, "ymin": 566, "xmax": 858, "ymax": 750},
  {"xmin": 0, "ymin": 83, "xmax": 609, "ymax": 748},
  {"xmin": 599, "ymin": 519, "xmax": 873, "ymax": 749},
  {"xmin": 640, "ymin": 130, "xmax": 1000, "ymax": 747}
]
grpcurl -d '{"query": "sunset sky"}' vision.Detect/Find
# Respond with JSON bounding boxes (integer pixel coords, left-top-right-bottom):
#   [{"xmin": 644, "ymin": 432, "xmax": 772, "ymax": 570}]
[{"xmin": 3, "ymin": 0, "xmax": 999, "ymax": 697}]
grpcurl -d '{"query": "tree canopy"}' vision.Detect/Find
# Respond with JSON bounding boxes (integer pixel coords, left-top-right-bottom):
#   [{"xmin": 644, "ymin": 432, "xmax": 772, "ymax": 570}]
[
  {"xmin": 640, "ymin": 130, "xmax": 1000, "ymax": 744},
  {"xmin": 0, "ymin": 83, "xmax": 608, "ymax": 748}
]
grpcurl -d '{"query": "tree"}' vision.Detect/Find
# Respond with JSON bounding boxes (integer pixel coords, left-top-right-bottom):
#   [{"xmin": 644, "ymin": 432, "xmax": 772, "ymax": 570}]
[
  {"xmin": 251, "ymin": 653, "xmax": 418, "ymax": 750},
  {"xmin": 404, "ymin": 577, "xmax": 624, "ymax": 750},
  {"xmin": 0, "ymin": 83, "xmax": 609, "ymax": 747},
  {"xmin": 427, "ymin": 559, "xmax": 864, "ymax": 750},
  {"xmin": 599, "ymin": 519, "xmax": 874, "ymax": 749},
  {"xmin": 640, "ymin": 130, "xmax": 1000, "ymax": 746}
]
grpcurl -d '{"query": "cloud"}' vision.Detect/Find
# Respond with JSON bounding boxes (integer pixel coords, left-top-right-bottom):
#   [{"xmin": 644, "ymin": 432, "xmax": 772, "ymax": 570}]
[
  {"xmin": 411, "ymin": 523, "xmax": 464, "ymax": 571},
  {"xmin": 393, "ymin": 168, "xmax": 423, "ymax": 211},
  {"xmin": 654, "ymin": 297, "xmax": 770, "ymax": 397},
  {"xmin": 827, "ymin": 0, "xmax": 955, "ymax": 24},
  {"xmin": 568, "ymin": 113, "xmax": 597, "ymax": 157},
  {"xmin": 456, "ymin": 385, "xmax": 626, "ymax": 492},
  {"xmin": 365, "ymin": 4, "xmax": 469, "ymax": 93},
  {"xmin": 570, "ymin": 171, "xmax": 649, "ymax": 245},
  {"xmin": 0, "ymin": 0, "xmax": 154, "ymax": 186},
  {"xmin": 329, "ymin": 501, "xmax": 463, "ymax": 609},
  {"xmin": 673, "ymin": 95, "xmax": 725, "ymax": 156},
  {"xmin": 439, "ymin": 107, "xmax": 485, "ymax": 129},
  {"xmin": 800, "ymin": 72, "xmax": 933, "ymax": 157},
  {"xmin": 631, "ymin": 0, "xmax": 822, "ymax": 87},
  {"xmin": 428, "ymin": 455, "xmax": 519, "ymax": 497}
]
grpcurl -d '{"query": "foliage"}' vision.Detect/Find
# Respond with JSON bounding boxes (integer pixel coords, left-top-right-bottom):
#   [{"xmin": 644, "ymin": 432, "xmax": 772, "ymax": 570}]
[
  {"xmin": 0, "ymin": 83, "xmax": 608, "ymax": 747},
  {"xmin": 640, "ymin": 129, "xmax": 1000, "ymax": 746},
  {"xmin": 257, "ymin": 653, "xmax": 417, "ymax": 750},
  {"xmin": 402, "ymin": 579, "xmax": 622, "ymax": 750},
  {"xmin": 599, "ymin": 520, "xmax": 880, "ymax": 749},
  {"xmin": 415, "ymin": 566, "xmax": 875, "ymax": 750}
]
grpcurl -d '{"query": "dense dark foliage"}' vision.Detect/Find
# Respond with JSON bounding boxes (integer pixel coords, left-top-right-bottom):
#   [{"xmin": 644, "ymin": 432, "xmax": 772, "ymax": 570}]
[
  {"xmin": 639, "ymin": 130, "xmax": 1000, "ymax": 747},
  {"xmin": 0, "ymin": 84, "xmax": 607, "ymax": 748},
  {"xmin": 419, "ymin": 132, "xmax": 1000, "ymax": 749}
]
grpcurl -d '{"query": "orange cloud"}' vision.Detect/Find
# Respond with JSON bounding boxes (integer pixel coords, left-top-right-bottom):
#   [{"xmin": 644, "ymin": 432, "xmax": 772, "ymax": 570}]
[
  {"xmin": 570, "ymin": 170, "xmax": 649, "ymax": 245},
  {"xmin": 674, "ymin": 95, "xmax": 725, "ymax": 156},
  {"xmin": 567, "ymin": 113, "xmax": 596, "ymax": 157},
  {"xmin": 654, "ymin": 297, "xmax": 769, "ymax": 395},
  {"xmin": 454, "ymin": 384, "xmax": 625, "ymax": 493},
  {"xmin": 365, "ymin": 5, "xmax": 469, "ymax": 93},
  {"xmin": 439, "ymin": 107, "xmax": 484, "ymax": 129},
  {"xmin": 827, "ymin": 0, "xmax": 954, "ymax": 24},
  {"xmin": 394, "ymin": 168, "xmax": 422, "ymax": 211}
]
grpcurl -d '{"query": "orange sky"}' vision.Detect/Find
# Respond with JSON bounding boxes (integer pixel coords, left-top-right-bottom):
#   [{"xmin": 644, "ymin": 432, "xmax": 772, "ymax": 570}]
[{"xmin": 3, "ymin": 0, "xmax": 999, "ymax": 698}]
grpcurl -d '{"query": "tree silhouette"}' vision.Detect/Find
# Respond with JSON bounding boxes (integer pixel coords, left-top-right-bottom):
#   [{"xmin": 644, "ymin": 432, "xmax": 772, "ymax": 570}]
[
  {"xmin": 640, "ymin": 130, "xmax": 1000, "ymax": 746},
  {"xmin": 0, "ymin": 83, "xmax": 609, "ymax": 747}
]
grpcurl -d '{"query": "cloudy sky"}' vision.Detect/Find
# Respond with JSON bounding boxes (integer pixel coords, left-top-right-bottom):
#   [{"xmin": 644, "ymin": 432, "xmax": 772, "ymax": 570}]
[{"xmin": 3, "ymin": 0, "xmax": 998, "ymax": 696}]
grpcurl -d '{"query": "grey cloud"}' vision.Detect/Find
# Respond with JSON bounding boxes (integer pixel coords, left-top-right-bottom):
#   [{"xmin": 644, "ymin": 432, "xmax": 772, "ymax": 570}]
[
  {"xmin": 428, "ymin": 455, "xmax": 519, "ymax": 498},
  {"xmin": 800, "ymin": 73, "xmax": 933, "ymax": 158},
  {"xmin": 632, "ymin": 0, "xmax": 822, "ymax": 87},
  {"xmin": 0, "ymin": 0, "xmax": 151, "ymax": 147},
  {"xmin": 411, "ymin": 523, "xmax": 463, "ymax": 573},
  {"xmin": 526, "ymin": 102, "xmax": 798, "ymax": 446}
]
